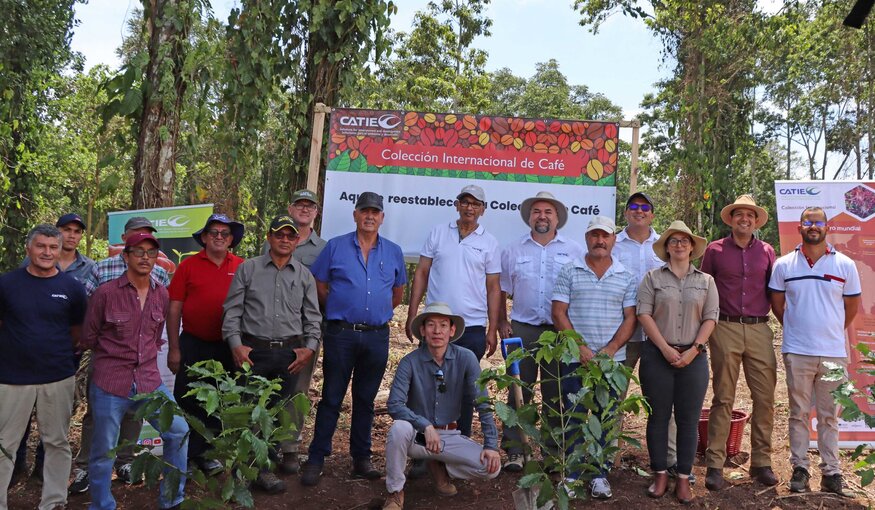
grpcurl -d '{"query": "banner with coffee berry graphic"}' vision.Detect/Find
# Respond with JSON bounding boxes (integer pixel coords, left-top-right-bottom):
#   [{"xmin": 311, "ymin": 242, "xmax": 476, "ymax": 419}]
[
  {"xmin": 322, "ymin": 108, "xmax": 619, "ymax": 256},
  {"xmin": 775, "ymin": 180, "xmax": 875, "ymax": 447}
]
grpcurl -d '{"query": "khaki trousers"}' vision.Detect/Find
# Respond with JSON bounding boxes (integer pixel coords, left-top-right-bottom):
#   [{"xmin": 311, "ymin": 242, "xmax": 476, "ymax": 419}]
[
  {"xmin": 706, "ymin": 321, "xmax": 776, "ymax": 468},
  {"xmin": 0, "ymin": 376, "xmax": 75, "ymax": 510},
  {"xmin": 784, "ymin": 353, "xmax": 846, "ymax": 476},
  {"xmin": 282, "ymin": 339, "xmax": 319, "ymax": 454}
]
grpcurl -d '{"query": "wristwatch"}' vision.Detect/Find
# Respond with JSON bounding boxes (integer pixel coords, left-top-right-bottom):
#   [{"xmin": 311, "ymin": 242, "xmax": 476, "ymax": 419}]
[{"xmin": 695, "ymin": 343, "xmax": 707, "ymax": 354}]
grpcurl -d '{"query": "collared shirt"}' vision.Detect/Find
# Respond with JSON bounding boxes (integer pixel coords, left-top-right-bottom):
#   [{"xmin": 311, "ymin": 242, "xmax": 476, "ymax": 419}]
[
  {"xmin": 420, "ymin": 221, "xmax": 501, "ymax": 326},
  {"xmin": 23, "ymin": 251, "xmax": 98, "ymax": 296},
  {"xmin": 613, "ymin": 227, "xmax": 663, "ymax": 343},
  {"xmin": 387, "ymin": 343, "xmax": 498, "ymax": 450},
  {"xmin": 552, "ymin": 256, "xmax": 638, "ymax": 361},
  {"xmin": 311, "ymin": 232, "xmax": 407, "ymax": 325},
  {"xmin": 89, "ymin": 253, "xmax": 171, "ymax": 289},
  {"xmin": 168, "ymin": 250, "xmax": 244, "ymax": 342},
  {"xmin": 701, "ymin": 236, "xmax": 775, "ymax": 317},
  {"xmin": 222, "ymin": 254, "xmax": 321, "ymax": 351},
  {"xmin": 260, "ymin": 230, "xmax": 327, "ymax": 268},
  {"xmin": 500, "ymin": 232, "xmax": 585, "ymax": 325},
  {"xmin": 82, "ymin": 273, "xmax": 169, "ymax": 397},
  {"xmin": 768, "ymin": 243, "xmax": 862, "ymax": 357},
  {"xmin": 0, "ymin": 268, "xmax": 87, "ymax": 385},
  {"xmin": 637, "ymin": 265, "xmax": 719, "ymax": 346}
]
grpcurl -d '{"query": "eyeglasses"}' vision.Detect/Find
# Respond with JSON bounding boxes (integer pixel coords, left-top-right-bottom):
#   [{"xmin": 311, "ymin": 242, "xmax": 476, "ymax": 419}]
[
  {"xmin": 627, "ymin": 203, "xmax": 653, "ymax": 212},
  {"xmin": 801, "ymin": 220, "xmax": 826, "ymax": 228},
  {"xmin": 207, "ymin": 229, "xmax": 232, "ymax": 238},
  {"xmin": 272, "ymin": 232, "xmax": 299, "ymax": 240},
  {"xmin": 458, "ymin": 200, "xmax": 483, "ymax": 209},
  {"xmin": 435, "ymin": 369, "xmax": 446, "ymax": 393},
  {"xmin": 292, "ymin": 202, "xmax": 317, "ymax": 211},
  {"xmin": 667, "ymin": 238, "xmax": 691, "ymax": 247},
  {"xmin": 127, "ymin": 247, "xmax": 159, "ymax": 258}
]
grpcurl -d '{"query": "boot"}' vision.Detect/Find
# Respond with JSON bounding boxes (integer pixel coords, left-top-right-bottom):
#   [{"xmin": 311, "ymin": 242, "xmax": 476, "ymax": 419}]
[
  {"xmin": 675, "ymin": 476, "xmax": 693, "ymax": 504},
  {"xmin": 383, "ymin": 490, "xmax": 404, "ymax": 510},
  {"xmin": 426, "ymin": 460, "xmax": 457, "ymax": 496},
  {"xmin": 647, "ymin": 471, "xmax": 669, "ymax": 498},
  {"xmin": 705, "ymin": 467, "xmax": 727, "ymax": 491}
]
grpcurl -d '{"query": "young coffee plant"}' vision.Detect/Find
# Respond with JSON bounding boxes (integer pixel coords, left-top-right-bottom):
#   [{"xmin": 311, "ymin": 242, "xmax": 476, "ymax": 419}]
[{"xmin": 827, "ymin": 343, "xmax": 875, "ymax": 487}]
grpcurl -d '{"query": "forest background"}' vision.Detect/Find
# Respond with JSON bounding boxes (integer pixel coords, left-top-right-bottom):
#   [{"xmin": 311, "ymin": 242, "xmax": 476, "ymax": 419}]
[{"xmin": 2, "ymin": 0, "xmax": 873, "ymax": 270}]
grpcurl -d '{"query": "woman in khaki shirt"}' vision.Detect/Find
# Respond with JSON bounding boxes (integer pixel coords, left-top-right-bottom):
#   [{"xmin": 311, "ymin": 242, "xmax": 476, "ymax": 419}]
[{"xmin": 637, "ymin": 221, "xmax": 719, "ymax": 504}]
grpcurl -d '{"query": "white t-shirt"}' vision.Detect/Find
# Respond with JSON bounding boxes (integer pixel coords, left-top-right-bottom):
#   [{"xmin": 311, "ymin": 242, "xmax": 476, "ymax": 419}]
[
  {"xmin": 421, "ymin": 222, "xmax": 501, "ymax": 326},
  {"xmin": 768, "ymin": 244, "xmax": 862, "ymax": 358}
]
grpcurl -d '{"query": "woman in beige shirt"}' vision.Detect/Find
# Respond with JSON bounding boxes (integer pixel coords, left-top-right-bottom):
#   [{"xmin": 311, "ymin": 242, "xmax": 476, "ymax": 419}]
[{"xmin": 637, "ymin": 221, "xmax": 719, "ymax": 504}]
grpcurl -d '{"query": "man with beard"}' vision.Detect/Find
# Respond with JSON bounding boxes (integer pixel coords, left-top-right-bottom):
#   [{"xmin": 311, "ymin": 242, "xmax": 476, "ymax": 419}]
[
  {"xmin": 497, "ymin": 191, "xmax": 584, "ymax": 472},
  {"xmin": 769, "ymin": 206, "xmax": 861, "ymax": 495}
]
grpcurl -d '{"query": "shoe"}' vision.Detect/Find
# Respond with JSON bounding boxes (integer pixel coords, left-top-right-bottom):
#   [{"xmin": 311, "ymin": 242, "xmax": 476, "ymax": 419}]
[
  {"xmin": 750, "ymin": 466, "xmax": 778, "ymax": 486},
  {"xmin": 503, "ymin": 453, "xmax": 525, "ymax": 473},
  {"xmin": 426, "ymin": 461, "xmax": 457, "ymax": 497},
  {"xmin": 352, "ymin": 457, "xmax": 382, "ymax": 480},
  {"xmin": 383, "ymin": 490, "xmax": 404, "ymax": 510},
  {"xmin": 300, "ymin": 461, "xmax": 323, "ymax": 486},
  {"xmin": 253, "ymin": 471, "xmax": 286, "ymax": 494},
  {"xmin": 280, "ymin": 453, "xmax": 300, "ymax": 475},
  {"xmin": 705, "ymin": 467, "xmax": 727, "ymax": 491},
  {"xmin": 821, "ymin": 473, "xmax": 849, "ymax": 496},
  {"xmin": 647, "ymin": 471, "xmax": 668, "ymax": 498},
  {"xmin": 561, "ymin": 477, "xmax": 578, "ymax": 499},
  {"xmin": 789, "ymin": 466, "xmax": 810, "ymax": 493},
  {"xmin": 590, "ymin": 477, "xmax": 612, "ymax": 499},
  {"xmin": 68, "ymin": 468, "xmax": 89, "ymax": 494},
  {"xmin": 115, "ymin": 463, "xmax": 141, "ymax": 485},
  {"xmin": 675, "ymin": 476, "xmax": 693, "ymax": 504},
  {"xmin": 407, "ymin": 458, "xmax": 428, "ymax": 479},
  {"xmin": 196, "ymin": 458, "xmax": 224, "ymax": 477}
]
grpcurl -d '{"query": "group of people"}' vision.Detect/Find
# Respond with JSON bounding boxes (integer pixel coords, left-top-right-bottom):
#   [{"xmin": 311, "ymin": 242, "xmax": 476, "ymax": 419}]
[{"xmin": 0, "ymin": 182, "xmax": 862, "ymax": 510}]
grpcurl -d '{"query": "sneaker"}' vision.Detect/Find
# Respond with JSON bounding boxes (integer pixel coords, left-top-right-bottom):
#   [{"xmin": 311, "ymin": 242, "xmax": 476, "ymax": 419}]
[
  {"xmin": 789, "ymin": 467, "xmax": 810, "ymax": 493},
  {"xmin": 561, "ymin": 477, "xmax": 578, "ymax": 499},
  {"xmin": 300, "ymin": 461, "xmax": 323, "ymax": 486},
  {"xmin": 821, "ymin": 473, "xmax": 849, "ymax": 496},
  {"xmin": 503, "ymin": 453, "xmax": 525, "ymax": 473},
  {"xmin": 115, "ymin": 463, "xmax": 141, "ymax": 485},
  {"xmin": 68, "ymin": 468, "xmax": 89, "ymax": 494},
  {"xmin": 352, "ymin": 457, "xmax": 382, "ymax": 480},
  {"xmin": 590, "ymin": 477, "xmax": 612, "ymax": 499},
  {"xmin": 196, "ymin": 458, "xmax": 224, "ymax": 477},
  {"xmin": 253, "ymin": 471, "xmax": 286, "ymax": 494}
]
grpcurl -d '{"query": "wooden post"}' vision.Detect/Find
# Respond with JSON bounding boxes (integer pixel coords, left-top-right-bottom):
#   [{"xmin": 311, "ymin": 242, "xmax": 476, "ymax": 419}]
[
  {"xmin": 307, "ymin": 103, "xmax": 332, "ymax": 193},
  {"xmin": 619, "ymin": 119, "xmax": 641, "ymax": 194}
]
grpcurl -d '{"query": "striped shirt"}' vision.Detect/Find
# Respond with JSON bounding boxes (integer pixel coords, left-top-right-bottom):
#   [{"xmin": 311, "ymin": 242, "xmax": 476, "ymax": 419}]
[
  {"xmin": 552, "ymin": 256, "xmax": 638, "ymax": 361},
  {"xmin": 88, "ymin": 253, "xmax": 170, "ymax": 289}
]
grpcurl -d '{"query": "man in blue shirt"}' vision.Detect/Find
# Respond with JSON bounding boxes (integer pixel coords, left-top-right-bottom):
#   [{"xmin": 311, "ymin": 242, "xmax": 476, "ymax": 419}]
[
  {"xmin": 381, "ymin": 302, "xmax": 500, "ymax": 510},
  {"xmin": 301, "ymin": 191, "xmax": 407, "ymax": 486}
]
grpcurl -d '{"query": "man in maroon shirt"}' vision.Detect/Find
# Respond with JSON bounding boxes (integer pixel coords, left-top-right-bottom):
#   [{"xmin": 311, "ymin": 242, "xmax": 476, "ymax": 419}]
[
  {"xmin": 82, "ymin": 232, "xmax": 188, "ymax": 510},
  {"xmin": 700, "ymin": 195, "xmax": 778, "ymax": 490},
  {"xmin": 166, "ymin": 214, "xmax": 244, "ymax": 477}
]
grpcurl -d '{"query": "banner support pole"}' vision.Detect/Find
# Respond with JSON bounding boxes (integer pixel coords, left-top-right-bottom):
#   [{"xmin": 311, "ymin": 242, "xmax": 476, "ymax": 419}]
[
  {"xmin": 307, "ymin": 103, "xmax": 332, "ymax": 193},
  {"xmin": 619, "ymin": 119, "xmax": 641, "ymax": 193}
]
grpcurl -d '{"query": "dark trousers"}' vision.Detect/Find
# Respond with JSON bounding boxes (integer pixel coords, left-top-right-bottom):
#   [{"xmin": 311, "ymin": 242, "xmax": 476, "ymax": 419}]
[
  {"xmin": 453, "ymin": 325, "xmax": 486, "ymax": 437},
  {"xmin": 307, "ymin": 324, "xmax": 389, "ymax": 464},
  {"xmin": 173, "ymin": 331, "xmax": 234, "ymax": 461},
  {"xmin": 15, "ymin": 418, "xmax": 44, "ymax": 471},
  {"xmin": 639, "ymin": 341, "xmax": 708, "ymax": 475},
  {"xmin": 561, "ymin": 362, "xmax": 619, "ymax": 479}
]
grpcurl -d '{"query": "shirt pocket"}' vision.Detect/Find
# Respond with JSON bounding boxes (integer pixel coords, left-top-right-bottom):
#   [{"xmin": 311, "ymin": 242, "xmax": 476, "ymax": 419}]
[
  {"xmin": 282, "ymin": 279, "xmax": 304, "ymax": 315},
  {"xmin": 105, "ymin": 310, "xmax": 132, "ymax": 338},
  {"xmin": 681, "ymin": 282, "xmax": 709, "ymax": 307},
  {"xmin": 141, "ymin": 306, "xmax": 166, "ymax": 340}
]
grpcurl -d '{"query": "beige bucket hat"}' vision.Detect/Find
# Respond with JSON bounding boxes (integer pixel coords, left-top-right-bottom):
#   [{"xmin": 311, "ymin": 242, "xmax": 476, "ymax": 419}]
[
  {"xmin": 653, "ymin": 220, "xmax": 708, "ymax": 261},
  {"xmin": 720, "ymin": 195, "xmax": 768, "ymax": 229},
  {"xmin": 519, "ymin": 191, "xmax": 568, "ymax": 229},
  {"xmin": 411, "ymin": 302, "xmax": 466, "ymax": 342}
]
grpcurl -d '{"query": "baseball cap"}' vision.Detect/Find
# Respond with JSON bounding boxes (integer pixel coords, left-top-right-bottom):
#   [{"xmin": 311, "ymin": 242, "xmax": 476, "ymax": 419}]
[
  {"xmin": 269, "ymin": 214, "xmax": 299, "ymax": 234},
  {"xmin": 457, "ymin": 184, "xmax": 486, "ymax": 203},
  {"xmin": 56, "ymin": 213, "xmax": 86, "ymax": 229},
  {"xmin": 124, "ymin": 232, "xmax": 160, "ymax": 249},
  {"xmin": 124, "ymin": 216, "xmax": 157, "ymax": 232},
  {"xmin": 355, "ymin": 192, "xmax": 384, "ymax": 211},
  {"xmin": 586, "ymin": 215, "xmax": 616, "ymax": 234},
  {"xmin": 291, "ymin": 189, "xmax": 320, "ymax": 205},
  {"xmin": 626, "ymin": 192, "xmax": 654, "ymax": 211}
]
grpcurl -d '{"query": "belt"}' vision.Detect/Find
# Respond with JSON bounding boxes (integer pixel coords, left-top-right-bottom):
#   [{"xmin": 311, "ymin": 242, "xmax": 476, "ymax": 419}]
[
  {"xmin": 242, "ymin": 335, "xmax": 297, "ymax": 349},
  {"xmin": 434, "ymin": 422, "xmax": 457, "ymax": 430},
  {"xmin": 671, "ymin": 344, "xmax": 696, "ymax": 353},
  {"xmin": 719, "ymin": 314, "xmax": 769, "ymax": 325},
  {"xmin": 328, "ymin": 320, "xmax": 388, "ymax": 332}
]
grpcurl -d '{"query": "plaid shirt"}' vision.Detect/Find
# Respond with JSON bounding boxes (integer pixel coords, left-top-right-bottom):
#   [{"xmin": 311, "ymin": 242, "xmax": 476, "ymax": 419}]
[{"xmin": 87, "ymin": 253, "xmax": 170, "ymax": 289}]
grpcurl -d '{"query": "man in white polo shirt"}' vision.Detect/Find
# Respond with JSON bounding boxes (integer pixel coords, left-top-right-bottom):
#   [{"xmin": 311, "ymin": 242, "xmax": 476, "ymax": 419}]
[
  {"xmin": 405, "ymin": 183, "xmax": 501, "ymax": 439},
  {"xmin": 497, "ymin": 191, "xmax": 584, "ymax": 472},
  {"xmin": 769, "ymin": 206, "xmax": 861, "ymax": 496}
]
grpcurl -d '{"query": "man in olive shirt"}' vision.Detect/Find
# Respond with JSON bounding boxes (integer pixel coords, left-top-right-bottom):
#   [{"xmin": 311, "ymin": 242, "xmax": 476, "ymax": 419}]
[
  {"xmin": 222, "ymin": 214, "xmax": 322, "ymax": 493},
  {"xmin": 261, "ymin": 189, "xmax": 327, "ymax": 266}
]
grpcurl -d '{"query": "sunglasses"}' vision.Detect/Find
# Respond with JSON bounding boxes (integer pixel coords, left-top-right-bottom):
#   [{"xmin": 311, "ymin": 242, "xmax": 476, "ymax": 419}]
[
  {"xmin": 272, "ymin": 231, "xmax": 299, "ymax": 240},
  {"xmin": 627, "ymin": 203, "xmax": 653, "ymax": 212},
  {"xmin": 207, "ymin": 229, "xmax": 232, "ymax": 238},
  {"xmin": 435, "ymin": 369, "xmax": 447, "ymax": 393},
  {"xmin": 801, "ymin": 220, "xmax": 826, "ymax": 228}
]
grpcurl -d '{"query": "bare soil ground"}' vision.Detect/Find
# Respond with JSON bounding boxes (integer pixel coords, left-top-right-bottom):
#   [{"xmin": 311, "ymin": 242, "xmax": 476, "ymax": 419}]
[{"xmin": 8, "ymin": 317, "xmax": 875, "ymax": 509}]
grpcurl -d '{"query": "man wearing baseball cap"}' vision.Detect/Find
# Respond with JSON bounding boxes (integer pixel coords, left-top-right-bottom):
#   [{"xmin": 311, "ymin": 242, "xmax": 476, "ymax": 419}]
[
  {"xmin": 302, "ymin": 192, "xmax": 407, "ymax": 486},
  {"xmin": 405, "ymin": 184, "xmax": 501, "ymax": 441},
  {"xmin": 552, "ymin": 215, "xmax": 638, "ymax": 499},
  {"xmin": 261, "ymin": 189, "xmax": 327, "ymax": 267},
  {"xmin": 166, "ymin": 214, "xmax": 245, "ymax": 477},
  {"xmin": 222, "ymin": 214, "xmax": 322, "ymax": 493},
  {"xmin": 82, "ymin": 232, "xmax": 189, "ymax": 510}
]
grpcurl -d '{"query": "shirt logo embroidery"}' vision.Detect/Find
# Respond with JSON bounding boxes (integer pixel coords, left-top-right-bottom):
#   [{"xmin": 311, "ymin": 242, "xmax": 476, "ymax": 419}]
[{"xmin": 51, "ymin": 293, "xmax": 69, "ymax": 300}]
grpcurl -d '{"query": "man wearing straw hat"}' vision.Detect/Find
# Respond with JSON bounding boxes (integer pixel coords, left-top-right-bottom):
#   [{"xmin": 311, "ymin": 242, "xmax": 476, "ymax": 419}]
[
  {"xmin": 382, "ymin": 302, "xmax": 501, "ymax": 510},
  {"xmin": 497, "ymin": 191, "xmax": 584, "ymax": 472},
  {"xmin": 701, "ymin": 195, "xmax": 778, "ymax": 490}
]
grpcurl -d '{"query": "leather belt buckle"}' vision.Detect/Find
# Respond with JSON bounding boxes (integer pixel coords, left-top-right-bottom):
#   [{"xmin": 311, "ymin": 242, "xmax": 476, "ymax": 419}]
[
  {"xmin": 269, "ymin": 340, "xmax": 285, "ymax": 349},
  {"xmin": 740, "ymin": 316, "xmax": 756, "ymax": 325},
  {"xmin": 352, "ymin": 323, "xmax": 367, "ymax": 332}
]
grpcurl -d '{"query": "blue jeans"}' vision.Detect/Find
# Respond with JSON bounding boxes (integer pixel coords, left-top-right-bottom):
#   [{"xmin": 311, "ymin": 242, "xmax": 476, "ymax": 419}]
[
  {"xmin": 88, "ymin": 384, "xmax": 188, "ymax": 510},
  {"xmin": 307, "ymin": 324, "xmax": 389, "ymax": 464},
  {"xmin": 561, "ymin": 362, "xmax": 619, "ymax": 480},
  {"xmin": 453, "ymin": 325, "xmax": 486, "ymax": 437}
]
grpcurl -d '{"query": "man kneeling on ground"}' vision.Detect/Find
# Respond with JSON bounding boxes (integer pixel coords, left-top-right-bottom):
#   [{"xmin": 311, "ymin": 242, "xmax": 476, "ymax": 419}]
[{"xmin": 383, "ymin": 302, "xmax": 501, "ymax": 510}]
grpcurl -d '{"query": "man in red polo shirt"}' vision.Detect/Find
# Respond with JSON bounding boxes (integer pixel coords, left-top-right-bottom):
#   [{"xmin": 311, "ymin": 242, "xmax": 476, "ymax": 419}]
[{"xmin": 166, "ymin": 214, "xmax": 245, "ymax": 475}]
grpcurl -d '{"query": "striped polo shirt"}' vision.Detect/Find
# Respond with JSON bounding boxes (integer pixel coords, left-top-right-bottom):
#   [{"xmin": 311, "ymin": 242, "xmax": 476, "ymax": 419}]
[
  {"xmin": 552, "ymin": 256, "xmax": 638, "ymax": 361},
  {"xmin": 768, "ymin": 244, "xmax": 862, "ymax": 358}
]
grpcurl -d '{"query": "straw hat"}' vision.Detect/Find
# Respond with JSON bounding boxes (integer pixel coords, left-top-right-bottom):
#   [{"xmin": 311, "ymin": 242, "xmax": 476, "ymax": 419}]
[
  {"xmin": 410, "ymin": 302, "xmax": 466, "ymax": 342},
  {"xmin": 652, "ymin": 220, "xmax": 708, "ymax": 261},
  {"xmin": 519, "ymin": 191, "xmax": 568, "ymax": 229},
  {"xmin": 720, "ymin": 195, "xmax": 768, "ymax": 229}
]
